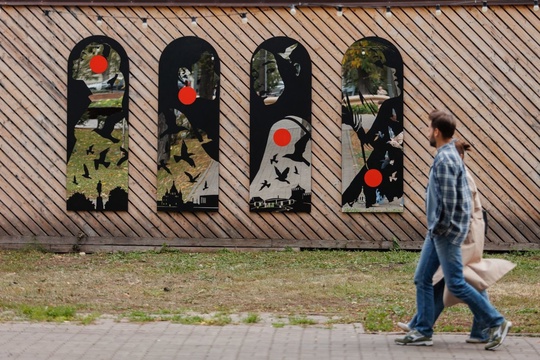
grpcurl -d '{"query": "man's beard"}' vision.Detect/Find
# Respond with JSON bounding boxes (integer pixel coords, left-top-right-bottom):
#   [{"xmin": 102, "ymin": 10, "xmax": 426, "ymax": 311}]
[{"xmin": 429, "ymin": 136, "xmax": 436, "ymax": 148}]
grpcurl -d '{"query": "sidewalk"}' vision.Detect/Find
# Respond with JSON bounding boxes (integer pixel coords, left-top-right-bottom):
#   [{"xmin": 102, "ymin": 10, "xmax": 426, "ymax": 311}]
[{"xmin": 1, "ymin": 319, "xmax": 538, "ymax": 359}]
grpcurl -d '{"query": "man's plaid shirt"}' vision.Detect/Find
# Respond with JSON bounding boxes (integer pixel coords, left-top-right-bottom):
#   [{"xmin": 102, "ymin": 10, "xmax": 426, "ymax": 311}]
[{"xmin": 426, "ymin": 140, "xmax": 472, "ymax": 245}]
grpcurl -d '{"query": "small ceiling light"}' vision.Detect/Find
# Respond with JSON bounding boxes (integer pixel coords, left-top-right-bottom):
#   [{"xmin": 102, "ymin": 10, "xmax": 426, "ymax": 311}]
[
  {"xmin": 96, "ymin": 15, "xmax": 103, "ymax": 26},
  {"xmin": 435, "ymin": 4, "xmax": 441, "ymax": 16},
  {"xmin": 482, "ymin": 1, "xmax": 488, "ymax": 12},
  {"xmin": 191, "ymin": 16, "xmax": 197, "ymax": 27},
  {"xmin": 385, "ymin": 6, "xmax": 392, "ymax": 18},
  {"xmin": 337, "ymin": 6, "xmax": 343, "ymax": 17},
  {"xmin": 534, "ymin": 0, "xmax": 539, "ymax": 11},
  {"xmin": 142, "ymin": 18, "xmax": 148, "ymax": 29},
  {"xmin": 241, "ymin": 13, "xmax": 248, "ymax": 24},
  {"xmin": 290, "ymin": 5, "xmax": 297, "ymax": 16}
]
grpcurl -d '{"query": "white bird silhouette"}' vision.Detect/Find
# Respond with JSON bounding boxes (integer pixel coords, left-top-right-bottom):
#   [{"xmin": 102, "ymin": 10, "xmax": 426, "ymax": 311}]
[
  {"xmin": 387, "ymin": 131, "xmax": 403, "ymax": 149},
  {"xmin": 278, "ymin": 43, "xmax": 298, "ymax": 62}
]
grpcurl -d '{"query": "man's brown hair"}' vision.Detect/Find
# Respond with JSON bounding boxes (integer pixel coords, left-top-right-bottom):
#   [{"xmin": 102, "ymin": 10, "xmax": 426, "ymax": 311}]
[{"xmin": 429, "ymin": 110, "xmax": 456, "ymax": 139}]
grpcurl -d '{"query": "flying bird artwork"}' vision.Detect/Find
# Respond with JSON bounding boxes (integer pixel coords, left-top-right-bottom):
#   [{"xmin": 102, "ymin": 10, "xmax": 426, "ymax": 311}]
[
  {"xmin": 283, "ymin": 131, "xmax": 311, "ymax": 166},
  {"xmin": 275, "ymin": 166, "xmax": 290, "ymax": 184},
  {"xmin": 174, "ymin": 140, "xmax": 195, "ymax": 167},
  {"xmin": 185, "ymin": 171, "xmax": 200, "ymax": 183},
  {"xmin": 94, "ymin": 148, "xmax": 111, "ymax": 170},
  {"xmin": 117, "ymin": 147, "xmax": 128, "ymax": 166}
]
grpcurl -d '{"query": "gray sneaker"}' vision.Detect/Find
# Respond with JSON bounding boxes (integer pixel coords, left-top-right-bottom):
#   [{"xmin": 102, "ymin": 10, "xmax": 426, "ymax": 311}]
[
  {"xmin": 397, "ymin": 322, "xmax": 411, "ymax": 332},
  {"xmin": 466, "ymin": 337, "xmax": 488, "ymax": 344},
  {"xmin": 395, "ymin": 330, "xmax": 433, "ymax": 346},
  {"xmin": 485, "ymin": 320, "xmax": 512, "ymax": 350}
]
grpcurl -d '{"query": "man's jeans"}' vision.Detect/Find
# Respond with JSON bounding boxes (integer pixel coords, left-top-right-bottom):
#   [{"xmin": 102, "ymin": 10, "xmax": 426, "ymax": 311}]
[
  {"xmin": 413, "ymin": 234, "xmax": 504, "ymax": 338},
  {"xmin": 409, "ymin": 280, "xmax": 489, "ymax": 340}
]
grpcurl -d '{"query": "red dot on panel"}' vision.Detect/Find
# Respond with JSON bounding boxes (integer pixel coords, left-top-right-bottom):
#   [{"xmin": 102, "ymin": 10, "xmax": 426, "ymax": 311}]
[
  {"xmin": 178, "ymin": 86, "xmax": 197, "ymax": 105},
  {"xmin": 89, "ymin": 55, "xmax": 108, "ymax": 74},
  {"xmin": 273, "ymin": 128, "xmax": 291, "ymax": 147},
  {"xmin": 364, "ymin": 169, "xmax": 383, "ymax": 188}
]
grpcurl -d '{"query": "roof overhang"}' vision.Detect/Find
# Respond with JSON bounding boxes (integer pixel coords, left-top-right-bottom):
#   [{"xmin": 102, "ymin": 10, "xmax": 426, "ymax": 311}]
[{"xmin": 1, "ymin": 1, "xmax": 533, "ymax": 7}]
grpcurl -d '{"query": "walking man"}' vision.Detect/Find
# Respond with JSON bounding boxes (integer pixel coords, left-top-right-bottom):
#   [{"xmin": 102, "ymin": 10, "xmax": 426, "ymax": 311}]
[{"xmin": 395, "ymin": 110, "xmax": 511, "ymax": 350}]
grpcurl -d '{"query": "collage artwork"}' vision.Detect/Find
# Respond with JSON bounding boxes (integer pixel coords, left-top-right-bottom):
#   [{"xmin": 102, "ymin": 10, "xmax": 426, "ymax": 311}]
[{"xmin": 66, "ymin": 36, "xmax": 403, "ymax": 214}]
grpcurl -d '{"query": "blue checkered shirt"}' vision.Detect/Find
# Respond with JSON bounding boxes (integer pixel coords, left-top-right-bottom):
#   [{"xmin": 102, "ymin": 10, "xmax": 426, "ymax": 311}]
[{"xmin": 426, "ymin": 141, "xmax": 472, "ymax": 245}]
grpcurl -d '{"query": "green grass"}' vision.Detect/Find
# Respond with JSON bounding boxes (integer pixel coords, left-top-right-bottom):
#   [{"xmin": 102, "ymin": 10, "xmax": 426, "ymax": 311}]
[
  {"xmin": 0, "ymin": 249, "xmax": 538, "ymax": 333},
  {"xmin": 288, "ymin": 316, "xmax": 317, "ymax": 326},
  {"xmin": 243, "ymin": 313, "xmax": 260, "ymax": 324},
  {"xmin": 17, "ymin": 305, "xmax": 76, "ymax": 322}
]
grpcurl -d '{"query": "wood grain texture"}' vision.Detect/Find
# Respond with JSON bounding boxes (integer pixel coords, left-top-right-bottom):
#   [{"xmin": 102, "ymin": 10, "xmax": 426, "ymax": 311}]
[{"xmin": 0, "ymin": 5, "xmax": 538, "ymax": 252}]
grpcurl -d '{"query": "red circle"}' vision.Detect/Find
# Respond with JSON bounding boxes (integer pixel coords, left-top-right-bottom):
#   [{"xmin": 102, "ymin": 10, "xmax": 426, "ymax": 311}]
[
  {"xmin": 364, "ymin": 169, "xmax": 383, "ymax": 188},
  {"xmin": 178, "ymin": 86, "xmax": 197, "ymax": 105},
  {"xmin": 89, "ymin": 55, "xmax": 108, "ymax": 74},
  {"xmin": 273, "ymin": 128, "xmax": 291, "ymax": 147}
]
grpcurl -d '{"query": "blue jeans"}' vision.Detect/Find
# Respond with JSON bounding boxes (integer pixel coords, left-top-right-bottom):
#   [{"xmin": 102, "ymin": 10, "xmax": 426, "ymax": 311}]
[
  {"xmin": 408, "ymin": 280, "xmax": 489, "ymax": 340},
  {"xmin": 413, "ymin": 234, "xmax": 504, "ymax": 338}
]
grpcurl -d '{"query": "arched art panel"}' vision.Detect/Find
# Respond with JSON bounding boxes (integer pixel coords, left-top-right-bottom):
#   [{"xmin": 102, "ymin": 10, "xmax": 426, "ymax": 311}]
[
  {"xmin": 157, "ymin": 37, "xmax": 220, "ymax": 212},
  {"xmin": 249, "ymin": 37, "xmax": 312, "ymax": 212},
  {"xmin": 342, "ymin": 37, "xmax": 404, "ymax": 212},
  {"xmin": 66, "ymin": 36, "xmax": 129, "ymax": 211}
]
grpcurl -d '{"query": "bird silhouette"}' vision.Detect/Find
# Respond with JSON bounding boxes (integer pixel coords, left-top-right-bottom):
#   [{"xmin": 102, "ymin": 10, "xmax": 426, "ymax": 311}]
[
  {"xmin": 82, "ymin": 164, "xmax": 91, "ymax": 179},
  {"xmin": 388, "ymin": 126, "xmax": 395, "ymax": 139},
  {"xmin": 94, "ymin": 148, "xmax": 111, "ymax": 170},
  {"xmin": 184, "ymin": 171, "xmax": 200, "ymax": 183},
  {"xmin": 174, "ymin": 140, "xmax": 195, "ymax": 167},
  {"xmin": 159, "ymin": 109, "xmax": 189, "ymax": 138},
  {"xmin": 73, "ymin": 175, "xmax": 78, "ymax": 185},
  {"xmin": 294, "ymin": 63, "xmax": 301, "ymax": 76},
  {"xmin": 278, "ymin": 43, "xmax": 298, "ymax": 62},
  {"xmin": 86, "ymin": 144, "xmax": 94, "ymax": 155},
  {"xmin": 283, "ymin": 132, "xmax": 310, "ymax": 166},
  {"xmin": 158, "ymin": 160, "xmax": 172, "ymax": 175},
  {"xmin": 259, "ymin": 179, "xmax": 271, "ymax": 191},
  {"xmin": 270, "ymin": 154, "xmax": 278, "ymax": 164},
  {"xmin": 380, "ymin": 151, "xmax": 393, "ymax": 169},
  {"xmin": 389, "ymin": 171, "xmax": 398, "ymax": 182},
  {"xmin": 106, "ymin": 74, "xmax": 118, "ymax": 90},
  {"xmin": 274, "ymin": 166, "xmax": 290, "ymax": 184},
  {"xmin": 387, "ymin": 131, "xmax": 403, "ymax": 149},
  {"xmin": 294, "ymin": 166, "xmax": 299, "ymax": 175},
  {"xmin": 117, "ymin": 146, "xmax": 128, "ymax": 166},
  {"xmin": 93, "ymin": 112, "xmax": 124, "ymax": 143},
  {"xmin": 203, "ymin": 181, "xmax": 209, "ymax": 190}
]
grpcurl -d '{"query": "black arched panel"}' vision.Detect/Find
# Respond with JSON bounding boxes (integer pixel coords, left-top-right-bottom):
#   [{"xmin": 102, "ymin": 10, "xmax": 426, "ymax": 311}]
[
  {"xmin": 66, "ymin": 36, "xmax": 129, "ymax": 211},
  {"xmin": 249, "ymin": 37, "xmax": 312, "ymax": 213},
  {"xmin": 342, "ymin": 37, "xmax": 404, "ymax": 213},
  {"xmin": 156, "ymin": 37, "xmax": 220, "ymax": 212}
]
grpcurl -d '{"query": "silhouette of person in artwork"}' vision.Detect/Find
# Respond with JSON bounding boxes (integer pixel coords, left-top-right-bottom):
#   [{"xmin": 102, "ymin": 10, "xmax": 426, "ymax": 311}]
[
  {"xmin": 158, "ymin": 37, "xmax": 220, "ymax": 163},
  {"xmin": 67, "ymin": 37, "xmax": 129, "ymax": 162},
  {"xmin": 67, "ymin": 36, "xmax": 129, "ymax": 212},
  {"xmin": 250, "ymin": 37, "xmax": 311, "ymax": 183},
  {"xmin": 342, "ymin": 38, "xmax": 404, "ymax": 209}
]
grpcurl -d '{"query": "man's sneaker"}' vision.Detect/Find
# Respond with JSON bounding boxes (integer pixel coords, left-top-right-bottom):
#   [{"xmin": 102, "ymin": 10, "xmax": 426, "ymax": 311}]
[
  {"xmin": 395, "ymin": 330, "xmax": 433, "ymax": 346},
  {"xmin": 397, "ymin": 322, "xmax": 411, "ymax": 332},
  {"xmin": 485, "ymin": 320, "xmax": 512, "ymax": 350},
  {"xmin": 466, "ymin": 337, "xmax": 488, "ymax": 344}
]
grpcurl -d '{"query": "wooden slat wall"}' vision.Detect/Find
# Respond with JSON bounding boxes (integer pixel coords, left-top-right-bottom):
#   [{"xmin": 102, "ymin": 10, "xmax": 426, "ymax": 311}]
[{"xmin": 0, "ymin": 5, "xmax": 538, "ymax": 252}]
